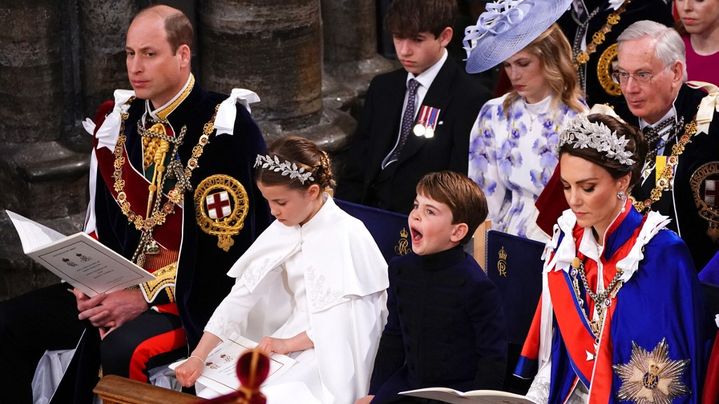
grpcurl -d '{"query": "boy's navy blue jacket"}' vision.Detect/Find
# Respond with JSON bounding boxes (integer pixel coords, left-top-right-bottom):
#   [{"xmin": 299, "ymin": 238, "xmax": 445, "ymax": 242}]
[{"xmin": 369, "ymin": 246, "xmax": 508, "ymax": 403}]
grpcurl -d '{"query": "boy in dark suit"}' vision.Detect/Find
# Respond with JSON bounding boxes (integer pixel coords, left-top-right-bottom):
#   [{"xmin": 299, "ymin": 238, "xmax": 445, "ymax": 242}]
[
  {"xmin": 336, "ymin": 0, "xmax": 490, "ymax": 214},
  {"xmin": 359, "ymin": 171, "xmax": 507, "ymax": 404}
]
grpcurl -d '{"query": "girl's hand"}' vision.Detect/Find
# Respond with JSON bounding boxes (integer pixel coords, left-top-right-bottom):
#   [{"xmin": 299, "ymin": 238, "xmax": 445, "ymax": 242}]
[
  {"xmin": 257, "ymin": 331, "xmax": 313, "ymax": 355},
  {"xmin": 257, "ymin": 336, "xmax": 291, "ymax": 355},
  {"xmin": 174, "ymin": 355, "xmax": 205, "ymax": 387}
]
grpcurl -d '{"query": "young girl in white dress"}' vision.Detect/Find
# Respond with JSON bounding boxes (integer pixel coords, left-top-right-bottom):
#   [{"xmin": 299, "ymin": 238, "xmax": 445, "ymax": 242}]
[{"xmin": 174, "ymin": 136, "xmax": 389, "ymax": 403}]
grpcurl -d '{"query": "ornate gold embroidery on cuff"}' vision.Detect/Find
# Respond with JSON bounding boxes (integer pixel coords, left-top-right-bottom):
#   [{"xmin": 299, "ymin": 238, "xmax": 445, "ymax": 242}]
[{"xmin": 140, "ymin": 262, "xmax": 177, "ymax": 303}]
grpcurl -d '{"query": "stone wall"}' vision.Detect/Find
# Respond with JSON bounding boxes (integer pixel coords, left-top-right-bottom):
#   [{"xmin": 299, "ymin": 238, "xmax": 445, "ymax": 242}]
[{"xmin": 0, "ymin": 0, "xmax": 394, "ymax": 301}]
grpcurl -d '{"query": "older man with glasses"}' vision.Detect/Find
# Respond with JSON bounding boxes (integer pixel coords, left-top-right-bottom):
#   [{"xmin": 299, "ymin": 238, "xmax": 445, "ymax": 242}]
[
  {"xmin": 616, "ymin": 21, "xmax": 719, "ymax": 403},
  {"xmin": 615, "ymin": 20, "xmax": 719, "ymax": 272}
]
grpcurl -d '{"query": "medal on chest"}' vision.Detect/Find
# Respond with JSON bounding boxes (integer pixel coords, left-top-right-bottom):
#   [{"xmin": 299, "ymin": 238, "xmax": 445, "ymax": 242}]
[{"xmin": 413, "ymin": 105, "xmax": 441, "ymax": 139}]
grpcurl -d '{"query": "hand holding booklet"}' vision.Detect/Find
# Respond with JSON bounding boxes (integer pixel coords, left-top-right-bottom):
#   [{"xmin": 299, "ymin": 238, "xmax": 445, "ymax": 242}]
[
  {"xmin": 399, "ymin": 387, "xmax": 536, "ymax": 404},
  {"xmin": 169, "ymin": 335, "xmax": 297, "ymax": 395},
  {"xmin": 6, "ymin": 210, "xmax": 154, "ymax": 296}
]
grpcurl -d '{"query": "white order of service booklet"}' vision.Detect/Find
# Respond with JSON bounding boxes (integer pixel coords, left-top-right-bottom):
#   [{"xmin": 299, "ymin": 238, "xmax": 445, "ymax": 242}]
[
  {"xmin": 399, "ymin": 387, "xmax": 537, "ymax": 404},
  {"xmin": 169, "ymin": 335, "xmax": 297, "ymax": 395},
  {"xmin": 6, "ymin": 210, "xmax": 155, "ymax": 296}
]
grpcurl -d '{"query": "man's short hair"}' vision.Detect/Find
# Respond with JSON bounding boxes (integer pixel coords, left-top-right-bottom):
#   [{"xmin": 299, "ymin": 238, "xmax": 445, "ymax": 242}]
[
  {"xmin": 416, "ymin": 171, "xmax": 488, "ymax": 245},
  {"xmin": 385, "ymin": 0, "xmax": 457, "ymax": 39},
  {"xmin": 617, "ymin": 20, "xmax": 686, "ymax": 82},
  {"xmin": 135, "ymin": 5, "xmax": 193, "ymax": 53}
]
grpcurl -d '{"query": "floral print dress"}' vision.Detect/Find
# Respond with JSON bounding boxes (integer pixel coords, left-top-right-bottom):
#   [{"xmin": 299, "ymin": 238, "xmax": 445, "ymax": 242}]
[{"xmin": 468, "ymin": 94, "xmax": 582, "ymax": 241}]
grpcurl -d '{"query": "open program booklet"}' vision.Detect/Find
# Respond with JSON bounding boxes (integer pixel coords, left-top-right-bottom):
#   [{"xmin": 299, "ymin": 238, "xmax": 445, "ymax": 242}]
[
  {"xmin": 6, "ymin": 210, "xmax": 155, "ymax": 296},
  {"xmin": 400, "ymin": 387, "xmax": 537, "ymax": 404},
  {"xmin": 169, "ymin": 335, "xmax": 297, "ymax": 395}
]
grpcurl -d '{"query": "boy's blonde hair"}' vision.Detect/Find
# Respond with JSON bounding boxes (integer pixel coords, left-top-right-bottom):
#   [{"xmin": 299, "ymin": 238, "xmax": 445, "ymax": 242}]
[{"xmin": 416, "ymin": 171, "xmax": 487, "ymax": 245}]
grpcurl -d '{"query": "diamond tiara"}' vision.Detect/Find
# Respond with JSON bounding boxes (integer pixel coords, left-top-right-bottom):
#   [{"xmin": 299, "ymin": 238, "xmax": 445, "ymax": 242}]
[
  {"xmin": 558, "ymin": 115, "xmax": 636, "ymax": 166},
  {"xmin": 254, "ymin": 154, "xmax": 315, "ymax": 184}
]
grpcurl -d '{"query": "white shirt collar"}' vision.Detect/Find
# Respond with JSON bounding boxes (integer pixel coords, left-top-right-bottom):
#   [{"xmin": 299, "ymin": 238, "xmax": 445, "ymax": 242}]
[
  {"xmin": 638, "ymin": 98, "xmax": 679, "ymax": 130},
  {"xmin": 407, "ymin": 49, "xmax": 448, "ymax": 90}
]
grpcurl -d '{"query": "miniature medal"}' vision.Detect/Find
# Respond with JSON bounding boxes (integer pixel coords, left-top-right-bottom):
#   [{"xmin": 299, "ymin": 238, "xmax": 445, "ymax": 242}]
[{"xmin": 414, "ymin": 105, "xmax": 441, "ymax": 139}]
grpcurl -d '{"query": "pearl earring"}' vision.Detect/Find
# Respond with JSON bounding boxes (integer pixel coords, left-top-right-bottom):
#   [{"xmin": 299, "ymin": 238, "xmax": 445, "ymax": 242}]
[{"xmin": 617, "ymin": 191, "xmax": 626, "ymax": 201}]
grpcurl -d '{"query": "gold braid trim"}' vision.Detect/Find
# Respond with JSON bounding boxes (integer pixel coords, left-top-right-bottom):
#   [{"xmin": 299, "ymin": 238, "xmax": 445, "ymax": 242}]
[
  {"xmin": 631, "ymin": 120, "xmax": 698, "ymax": 212},
  {"xmin": 140, "ymin": 262, "xmax": 177, "ymax": 303},
  {"xmin": 113, "ymin": 102, "xmax": 220, "ymax": 266},
  {"xmin": 597, "ymin": 44, "xmax": 622, "ymax": 96},
  {"xmin": 155, "ymin": 74, "xmax": 195, "ymax": 120},
  {"xmin": 574, "ymin": 0, "xmax": 631, "ymax": 66}
]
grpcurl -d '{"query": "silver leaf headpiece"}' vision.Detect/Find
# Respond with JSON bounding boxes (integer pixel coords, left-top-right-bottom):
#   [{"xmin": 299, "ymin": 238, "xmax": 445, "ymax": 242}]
[
  {"xmin": 254, "ymin": 154, "xmax": 315, "ymax": 184},
  {"xmin": 558, "ymin": 115, "xmax": 636, "ymax": 166}
]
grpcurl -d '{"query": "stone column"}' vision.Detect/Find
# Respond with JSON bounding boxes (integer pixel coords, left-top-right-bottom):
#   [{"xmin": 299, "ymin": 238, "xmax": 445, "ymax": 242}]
[
  {"xmin": 199, "ymin": 0, "xmax": 355, "ymax": 151},
  {"xmin": 78, "ymin": 0, "xmax": 137, "ymax": 116},
  {"xmin": 0, "ymin": 1, "xmax": 64, "ymax": 143},
  {"xmin": 0, "ymin": 0, "xmax": 89, "ymax": 299},
  {"xmin": 321, "ymin": 0, "xmax": 394, "ymax": 100}
]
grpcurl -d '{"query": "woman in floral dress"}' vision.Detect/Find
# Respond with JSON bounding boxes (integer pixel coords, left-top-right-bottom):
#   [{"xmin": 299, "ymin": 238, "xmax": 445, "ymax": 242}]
[{"xmin": 465, "ymin": 9, "xmax": 585, "ymax": 241}]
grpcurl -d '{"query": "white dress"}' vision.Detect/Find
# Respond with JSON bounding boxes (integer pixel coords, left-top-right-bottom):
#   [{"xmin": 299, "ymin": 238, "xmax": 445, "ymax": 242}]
[
  {"xmin": 204, "ymin": 196, "xmax": 389, "ymax": 403},
  {"xmin": 468, "ymin": 94, "xmax": 582, "ymax": 241}
]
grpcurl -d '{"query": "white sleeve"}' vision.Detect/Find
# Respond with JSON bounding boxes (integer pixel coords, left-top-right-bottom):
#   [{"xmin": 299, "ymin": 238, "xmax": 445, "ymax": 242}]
[
  {"xmin": 204, "ymin": 269, "xmax": 282, "ymax": 341},
  {"xmin": 525, "ymin": 358, "xmax": 551, "ymax": 404}
]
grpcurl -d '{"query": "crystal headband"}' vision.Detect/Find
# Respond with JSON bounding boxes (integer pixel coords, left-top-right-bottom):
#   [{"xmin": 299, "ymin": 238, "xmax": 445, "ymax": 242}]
[
  {"xmin": 558, "ymin": 115, "xmax": 636, "ymax": 166},
  {"xmin": 254, "ymin": 154, "xmax": 315, "ymax": 184}
]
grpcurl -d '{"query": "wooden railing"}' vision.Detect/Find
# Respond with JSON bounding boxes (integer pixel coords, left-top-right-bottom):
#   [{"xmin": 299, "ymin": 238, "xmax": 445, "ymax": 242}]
[{"xmin": 93, "ymin": 375, "xmax": 204, "ymax": 404}]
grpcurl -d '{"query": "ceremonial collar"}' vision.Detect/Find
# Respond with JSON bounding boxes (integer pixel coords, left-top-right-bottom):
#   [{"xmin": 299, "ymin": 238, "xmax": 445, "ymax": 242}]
[
  {"xmin": 639, "ymin": 102, "xmax": 678, "ymax": 131},
  {"xmin": 550, "ymin": 204, "xmax": 670, "ymax": 283},
  {"xmin": 145, "ymin": 73, "xmax": 195, "ymax": 121}
]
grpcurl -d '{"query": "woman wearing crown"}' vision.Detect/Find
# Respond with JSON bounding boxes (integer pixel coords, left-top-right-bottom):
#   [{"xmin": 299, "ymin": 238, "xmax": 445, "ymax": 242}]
[
  {"xmin": 514, "ymin": 113, "xmax": 705, "ymax": 403},
  {"xmin": 463, "ymin": 0, "xmax": 585, "ymax": 241}
]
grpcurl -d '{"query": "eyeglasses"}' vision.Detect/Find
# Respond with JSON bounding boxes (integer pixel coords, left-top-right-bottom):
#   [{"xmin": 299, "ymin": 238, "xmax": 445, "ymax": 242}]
[{"xmin": 611, "ymin": 63, "xmax": 673, "ymax": 85}]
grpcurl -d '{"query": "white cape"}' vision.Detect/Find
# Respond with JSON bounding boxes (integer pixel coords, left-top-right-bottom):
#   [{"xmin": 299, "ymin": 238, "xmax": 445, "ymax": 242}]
[{"xmin": 205, "ymin": 197, "xmax": 389, "ymax": 403}]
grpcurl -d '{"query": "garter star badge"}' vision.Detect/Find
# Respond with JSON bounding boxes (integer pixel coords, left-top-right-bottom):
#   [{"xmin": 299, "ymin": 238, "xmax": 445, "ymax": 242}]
[
  {"xmin": 195, "ymin": 174, "xmax": 249, "ymax": 252},
  {"xmin": 613, "ymin": 339, "xmax": 690, "ymax": 403}
]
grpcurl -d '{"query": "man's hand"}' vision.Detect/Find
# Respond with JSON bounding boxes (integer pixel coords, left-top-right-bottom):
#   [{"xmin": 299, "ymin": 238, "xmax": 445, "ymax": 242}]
[{"xmin": 74, "ymin": 288, "xmax": 148, "ymax": 332}]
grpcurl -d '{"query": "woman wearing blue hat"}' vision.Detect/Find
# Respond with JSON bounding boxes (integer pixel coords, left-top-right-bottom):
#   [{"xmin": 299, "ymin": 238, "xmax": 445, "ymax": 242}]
[{"xmin": 464, "ymin": 0, "xmax": 585, "ymax": 242}]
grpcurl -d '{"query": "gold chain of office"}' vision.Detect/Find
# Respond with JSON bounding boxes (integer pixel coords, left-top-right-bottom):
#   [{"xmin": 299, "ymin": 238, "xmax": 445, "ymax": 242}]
[
  {"xmin": 631, "ymin": 120, "xmax": 698, "ymax": 213},
  {"xmin": 574, "ymin": 0, "xmax": 631, "ymax": 66},
  {"xmin": 111, "ymin": 102, "xmax": 218, "ymax": 233}
]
